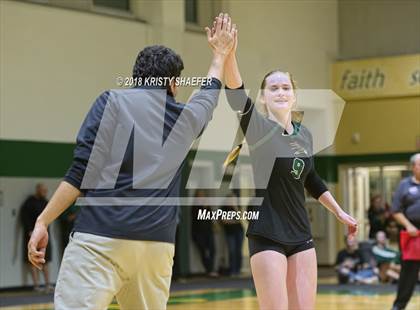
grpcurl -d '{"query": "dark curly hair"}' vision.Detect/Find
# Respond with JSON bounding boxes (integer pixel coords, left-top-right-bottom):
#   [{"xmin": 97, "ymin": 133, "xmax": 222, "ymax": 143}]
[{"xmin": 132, "ymin": 45, "xmax": 184, "ymax": 88}]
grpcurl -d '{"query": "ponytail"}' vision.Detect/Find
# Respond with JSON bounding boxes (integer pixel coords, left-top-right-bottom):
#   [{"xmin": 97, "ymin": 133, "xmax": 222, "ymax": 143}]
[
  {"xmin": 223, "ymin": 143, "xmax": 244, "ymax": 167},
  {"xmin": 223, "ymin": 111, "xmax": 303, "ymax": 167}
]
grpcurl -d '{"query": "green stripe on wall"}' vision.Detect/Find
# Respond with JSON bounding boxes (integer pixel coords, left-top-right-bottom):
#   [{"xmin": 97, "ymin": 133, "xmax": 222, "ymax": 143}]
[
  {"xmin": 0, "ymin": 139, "xmax": 414, "ymax": 276},
  {"xmin": 0, "ymin": 140, "xmax": 75, "ymax": 177},
  {"xmin": 0, "ymin": 139, "xmax": 414, "ymax": 182}
]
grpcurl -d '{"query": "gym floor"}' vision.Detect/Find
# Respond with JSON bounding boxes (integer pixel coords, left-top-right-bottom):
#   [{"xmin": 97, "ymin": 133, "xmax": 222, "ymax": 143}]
[{"xmin": 1, "ymin": 275, "xmax": 419, "ymax": 310}]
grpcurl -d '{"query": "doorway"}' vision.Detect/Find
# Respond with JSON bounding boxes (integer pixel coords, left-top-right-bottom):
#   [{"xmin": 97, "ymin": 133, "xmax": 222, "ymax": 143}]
[{"xmin": 340, "ymin": 164, "xmax": 411, "ymax": 240}]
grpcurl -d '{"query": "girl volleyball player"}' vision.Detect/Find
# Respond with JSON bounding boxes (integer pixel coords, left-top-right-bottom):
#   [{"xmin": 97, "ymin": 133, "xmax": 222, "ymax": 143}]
[{"xmin": 207, "ymin": 14, "xmax": 358, "ymax": 309}]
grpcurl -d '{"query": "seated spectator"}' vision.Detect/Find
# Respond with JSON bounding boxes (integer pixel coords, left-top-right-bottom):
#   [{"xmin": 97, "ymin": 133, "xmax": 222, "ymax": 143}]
[
  {"xmin": 385, "ymin": 217, "xmax": 401, "ymax": 245},
  {"xmin": 372, "ymin": 231, "xmax": 401, "ymax": 283},
  {"xmin": 336, "ymin": 236, "xmax": 378, "ymax": 284}
]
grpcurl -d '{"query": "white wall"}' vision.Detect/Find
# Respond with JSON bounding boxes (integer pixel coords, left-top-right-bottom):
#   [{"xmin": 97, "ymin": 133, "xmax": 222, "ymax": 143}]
[
  {"xmin": 225, "ymin": 0, "xmax": 338, "ymax": 90},
  {"xmin": 1, "ymin": 0, "xmax": 338, "ymax": 144},
  {"xmin": 0, "ymin": 0, "xmax": 148, "ymax": 142},
  {"xmin": 338, "ymin": 0, "xmax": 420, "ymax": 59}
]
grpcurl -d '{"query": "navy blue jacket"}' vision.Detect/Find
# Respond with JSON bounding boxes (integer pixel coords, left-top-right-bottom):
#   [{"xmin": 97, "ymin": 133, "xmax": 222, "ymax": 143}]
[{"xmin": 64, "ymin": 78, "xmax": 221, "ymax": 243}]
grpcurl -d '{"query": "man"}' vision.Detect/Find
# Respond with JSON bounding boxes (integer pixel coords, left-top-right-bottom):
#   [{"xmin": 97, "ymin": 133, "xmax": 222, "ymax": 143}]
[
  {"xmin": 391, "ymin": 153, "xmax": 420, "ymax": 310},
  {"xmin": 20, "ymin": 183, "xmax": 52, "ymax": 292},
  {"xmin": 28, "ymin": 13, "xmax": 236, "ymax": 309}
]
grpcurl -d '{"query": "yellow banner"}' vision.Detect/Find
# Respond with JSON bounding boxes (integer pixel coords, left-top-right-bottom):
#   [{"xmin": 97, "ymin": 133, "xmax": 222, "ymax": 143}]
[{"xmin": 332, "ymin": 54, "xmax": 420, "ymax": 100}]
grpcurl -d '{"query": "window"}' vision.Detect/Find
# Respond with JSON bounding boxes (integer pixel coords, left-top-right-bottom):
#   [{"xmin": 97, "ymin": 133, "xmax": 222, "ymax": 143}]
[
  {"xmin": 185, "ymin": 0, "xmax": 198, "ymax": 24},
  {"xmin": 185, "ymin": 0, "xmax": 224, "ymax": 31},
  {"xmin": 23, "ymin": 0, "xmax": 132, "ymax": 18},
  {"xmin": 93, "ymin": 0, "xmax": 130, "ymax": 12}
]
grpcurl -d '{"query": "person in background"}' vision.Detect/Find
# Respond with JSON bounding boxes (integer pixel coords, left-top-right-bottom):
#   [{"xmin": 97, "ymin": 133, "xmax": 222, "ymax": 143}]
[
  {"xmin": 385, "ymin": 216, "xmax": 401, "ymax": 245},
  {"xmin": 336, "ymin": 236, "xmax": 364, "ymax": 284},
  {"xmin": 221, "ymin": 193, "xmax": 244, "ymax": 276},
  {"xmin": 58, "ymin": 204, "xmax": 79, "ymax": 256},
  {"xmin": 372, "ymin": 230, "xmax": 400, "ymax": 283},
  {"xmin": 391, "ymin": 153, "xmax": 420, "ymax": 310},
  {"xmin": 20, "ymin": 183, "xmax": 53, "ymax": 292},
  {"xmin": 336, "ymin": 236, "xmax": 378, "ymax": 284},
  {"xmin": 368, "ymin": 195, "xmax": 388, "ymax": 239},
  {"xmin": 191, "ymin": 189, "xmax": 218, "ymax": 277}
]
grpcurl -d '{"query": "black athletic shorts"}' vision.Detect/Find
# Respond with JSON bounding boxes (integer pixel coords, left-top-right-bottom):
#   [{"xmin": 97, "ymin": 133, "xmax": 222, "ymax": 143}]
[{"xmin": 248, "ymin": 235, "xmax": 314, "ymax": 258}]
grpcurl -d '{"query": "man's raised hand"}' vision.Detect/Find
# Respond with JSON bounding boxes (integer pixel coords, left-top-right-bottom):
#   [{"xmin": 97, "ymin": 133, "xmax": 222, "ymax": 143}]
[{"xmin": 205, "ymin": 13, "xmax": 236, "ymax": 56}]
